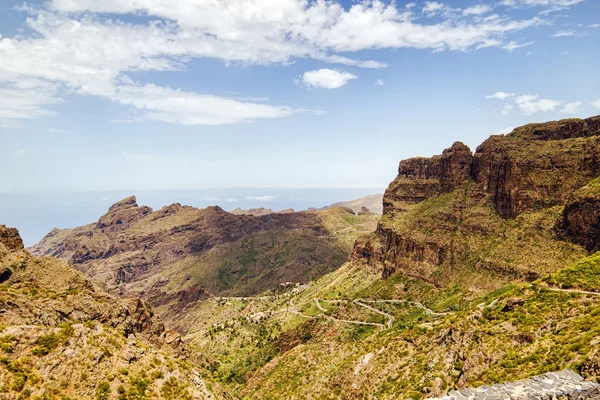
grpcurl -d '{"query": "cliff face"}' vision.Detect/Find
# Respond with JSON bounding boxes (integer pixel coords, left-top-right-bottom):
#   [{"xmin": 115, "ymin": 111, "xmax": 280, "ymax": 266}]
[
  {"xmin": 472, "ymin": 117, "xmax": 600, "ymax": 218},
  {"xmin": 383, "ymin": 142, "xmax": 472, "ymax": 214},
  {"xmin": 354, "ymin": 116, "xmax": 600, "ymax": 290},
  {"xmin": 556, "ymin": 177, "xmax": 600, "ymax": 252}
]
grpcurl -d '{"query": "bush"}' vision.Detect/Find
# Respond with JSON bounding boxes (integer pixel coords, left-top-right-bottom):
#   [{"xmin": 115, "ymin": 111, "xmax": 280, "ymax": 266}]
[
  {"xmin": 96, "ymin": 381, "xmax": 111, "ymax": 400},
  {"xmin": 33, "ymin": 333, "xmax": 59, "ymax": 356},
  {"xmin": 161, "ymin": 377, "xmax": 192, "ymax": 400},
  {"xmin": 11, "ymin": 372, "xmax": 27, "ymax": 392}
]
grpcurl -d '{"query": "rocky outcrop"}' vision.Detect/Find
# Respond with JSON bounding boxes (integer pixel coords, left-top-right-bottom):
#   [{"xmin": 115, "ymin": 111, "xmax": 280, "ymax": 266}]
[
  {"xmin": 96, "ymin": 195, "xmax": 152, "ymax": 232},
  {"xmin": 556, "ymin": 177, "xmax": 600, "ymax": 252},
  {"xmin": 383, "ymin": 142, "xmax": 472, "ymax": 214},
  {"xmin": 0, "ymin": 225, "xmax": 24, "ymax": 251},
  {"xmin": 354, "ymin": 116, "xmax": 600, "ymax": 288},
  {"xmin": 472, "ymin": 116, "xmax": 600, "ymax": 218},
  {"xmin": 429, "ymin": 370, "xmax": 600, "ymax": 400}
]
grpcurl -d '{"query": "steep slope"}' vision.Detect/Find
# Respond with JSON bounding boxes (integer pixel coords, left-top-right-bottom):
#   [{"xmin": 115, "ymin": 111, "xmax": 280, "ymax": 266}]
[
  {"xmin": 31, "ymin": 200, "xmax": 379, "ymax": 331},
  {"xmin": 179, "ymin": 116, "xmax": 600, "ymax": 399},
  {"xmin": 185, "ymin": 249, "xmax": 600, "ymax": 399},
  {"xmin": 0, "ymin": 225, "xmax": 223, "ymax": 399}
]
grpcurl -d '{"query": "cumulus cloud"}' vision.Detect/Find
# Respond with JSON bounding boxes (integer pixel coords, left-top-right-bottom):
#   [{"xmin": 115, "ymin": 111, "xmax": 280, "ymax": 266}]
[
  {"xmin": 515, "ymin": 94, "xmax": 562, "ymax": 115},
  {"xmin": 463, "ymin": 5, "xmax": 493, "ymax": 15},
  {"xmin": 375, "ymin": 79, "xmax": 385, "ymax": 86},
  {"xmin": 592, "ymin": 100, "xmax": 600, "ymax": 110},
  {"xmin": 0, "ymin": 0, "xmax": 561, "ymax": 125},
  {"xmin": 422, "ymin": 1, "xmax": 446, "ymax": 15},
  {"xmin": 301, "ymin": 69, "xmax": 357, "ymax": 89},
  {"xmin": 487, "ymin": 91, "xmax": 516, "ymax": 100},
  {"xmin": 560, "ymin": 101, "xmax": 582, "ymax": 114}
]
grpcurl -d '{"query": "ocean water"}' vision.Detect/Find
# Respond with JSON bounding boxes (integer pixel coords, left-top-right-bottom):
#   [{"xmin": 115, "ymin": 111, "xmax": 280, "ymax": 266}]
[{"xmin": 0, "ymin": 188, "xmax": 384, "ymax": 246}]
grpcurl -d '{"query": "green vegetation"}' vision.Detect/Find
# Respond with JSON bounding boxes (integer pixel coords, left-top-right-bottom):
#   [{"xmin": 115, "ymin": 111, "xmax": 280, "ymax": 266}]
[
  {"xmin": 543, "ymin": 251, "xmax": 600, "ymax": 291},
  {"xmin": 96, "ymin": 381, "xmax": 111, "ymax": 400}
]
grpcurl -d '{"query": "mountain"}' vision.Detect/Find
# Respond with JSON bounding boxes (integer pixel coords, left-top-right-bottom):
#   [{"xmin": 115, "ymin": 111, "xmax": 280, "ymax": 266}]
[
  {"xmin": 30, "ymin": 199, "xmax": 379, "ymax": 332},
  {"xmin": 354, "ymin": 116, "xmax": 600, "ymax": 292},
  {"xmin": 175, "ymin": 116, "xmax": 600, "ymax": 398},
  {"xmin": 0, "ymin": 225, "xmax": 223, "ymax": 399},
  {"xmin": 319, "ymin": 193, "xmax": 384, "ymax": 214}
]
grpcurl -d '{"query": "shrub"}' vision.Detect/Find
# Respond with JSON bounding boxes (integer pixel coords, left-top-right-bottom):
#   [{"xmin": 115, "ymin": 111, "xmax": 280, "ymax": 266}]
[
  {"xmin": 161, "ymin": 377, "xmax": 192, "ymax": 400},
  {"xmin": 33, "ymin": 333, "xmax": 59, "ymax": 356},
  {"xmin": 11, "ymin": 372, "xmax": 27, "ymax": 392},
  {"xmin": 96, "ymin": 381, "xmax": 111, "ymax": 400}
]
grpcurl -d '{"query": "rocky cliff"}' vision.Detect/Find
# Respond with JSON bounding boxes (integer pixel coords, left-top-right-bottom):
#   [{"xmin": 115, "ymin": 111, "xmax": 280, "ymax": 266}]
[
  {"xmin": 0, "ymin": 225, "xmax": 221, "ymax": 399},
  {"xmin": 354, "ymin": 116, "xmax": 600, "ymax": 291},
  {"xmin": 30, "ymin": 199, "xmax": 379, "ymax": 332}
]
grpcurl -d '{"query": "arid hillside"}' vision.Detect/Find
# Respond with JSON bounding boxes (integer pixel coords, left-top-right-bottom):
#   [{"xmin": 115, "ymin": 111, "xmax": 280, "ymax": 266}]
[
  {"xmin": 0, "ymin": 225, "xmax": 224, "ymax": 399},
  {"xmin": 175, "ymin": 116, "xmax": 600, "ymax": 399},
  {"xmin": 31, "ymin": 200, "xmax": 379, "ymax": 331}
]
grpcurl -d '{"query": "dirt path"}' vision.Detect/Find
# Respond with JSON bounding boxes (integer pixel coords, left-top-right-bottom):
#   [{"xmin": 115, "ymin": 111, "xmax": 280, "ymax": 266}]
[
  {"xmin": 353, "ymin": 300, "xmax": 394, "ymax": 329},
  {"xmin": 289, "ymin": 309, "xmax": 387, "ymax": 329},
  {"xmin": 545, "ymin": 287, "xmax": 600, "ymax": 296}
]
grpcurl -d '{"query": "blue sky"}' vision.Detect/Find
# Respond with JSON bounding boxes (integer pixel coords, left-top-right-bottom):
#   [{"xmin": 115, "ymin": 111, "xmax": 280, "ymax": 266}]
[{"xmin": 1, "ymin": 0, "xmax": 599, "ymax": 192}]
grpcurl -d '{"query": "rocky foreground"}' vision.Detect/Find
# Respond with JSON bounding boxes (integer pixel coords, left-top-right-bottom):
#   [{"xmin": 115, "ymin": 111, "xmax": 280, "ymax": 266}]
[
  {"xmin": 0, "ymin": 225, "xmax": 223, "ymax": 399},
  {"xmin": 429, "ymin": 370, "xmax": 600, "ymax": 400}
]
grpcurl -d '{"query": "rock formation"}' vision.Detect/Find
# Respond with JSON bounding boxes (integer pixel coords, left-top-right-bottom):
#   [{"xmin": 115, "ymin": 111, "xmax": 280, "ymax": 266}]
[
  {"xmin": 556, "ymin": 177, "xmax": 600, "ymax": 252},
  {"xmin": 354, "ymin": 116, "xmax": 600, "ymax": 290}
]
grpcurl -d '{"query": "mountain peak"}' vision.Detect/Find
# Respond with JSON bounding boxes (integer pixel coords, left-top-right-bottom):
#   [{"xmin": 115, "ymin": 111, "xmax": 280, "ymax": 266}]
[{"xmin": 108, "ymin": 195, "xmax": 139, "ymax": 211}]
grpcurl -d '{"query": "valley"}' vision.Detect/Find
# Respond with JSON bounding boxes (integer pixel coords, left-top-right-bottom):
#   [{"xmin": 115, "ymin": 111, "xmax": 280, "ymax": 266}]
[{"xmin": 4, "ymin": 115, "xmax": 600, "ymax": 399}]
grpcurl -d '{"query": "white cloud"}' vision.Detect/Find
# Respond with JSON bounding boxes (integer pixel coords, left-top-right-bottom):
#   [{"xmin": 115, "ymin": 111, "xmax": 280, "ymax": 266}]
[
  {"xmin": 0, "ymin": 82, "xmax": 64, "ymax": 127},
  {"xmin": 375, "ymin": 79, "xmax": 385, "ymax": 86},
  {"xmin": 502, "ymin": 41, "xmax": 534, "ymax": 51},
  {"xmin": 301, "ymin": 69, "xmax": 357, "ymax": 89},
  {"xmin": 588, "ymin": 24, "xmax": 600, "ymax": 28},
  {"xmin": 560, "ymin": 101, "xmax": 582, "ymax": 114},
  {"xmin": 423, "ymin": 1, "xmax": 446, "ymax": 14},
  {"xmin": 502, "ymin": 103, "xmax": 513, "ymax": 115},
  {"xmin": 0, "ymin": 1, "xmax": 554, "ymax": 125},
  {"xmin": 487, "ymin": 91, "xmax": 516, "ymax": 100},
  {"xmin": 113, "ymin": 84, "xmax": 294, "ymax": 124},
  {"xmin": 500, "ymin": 0, "xmax": 584, "ymax": 7},
  {"xmin": 591, "ymin": 100, "xmax": 600, "ymax": 110},
  {"xmin": 552, "ymin": 30, "xmax": 578, "ymax": 37},
  {"xmin": 515, "ymin": 94, "xmax": 562, "ymax": 115},
  {"xmin": 225, "ymin": 198, "xmax": 239, "ymax": 203},
  {"xmin": 15, "ymin": 149, "xmax": 26, "ymax": 155},
  {"xmin": 245, "ymin": 196, "xmax": 276, "ymax": 201},
  {"xmin": 463, "ymin": 5, "xmax": 493, "ymax": 15}
]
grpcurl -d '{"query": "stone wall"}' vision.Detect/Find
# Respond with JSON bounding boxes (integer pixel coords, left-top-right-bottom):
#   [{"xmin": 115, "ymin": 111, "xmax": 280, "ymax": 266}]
[{"xmin": 427, "ymin": 370, "xmax": 600, "ymax": 400}]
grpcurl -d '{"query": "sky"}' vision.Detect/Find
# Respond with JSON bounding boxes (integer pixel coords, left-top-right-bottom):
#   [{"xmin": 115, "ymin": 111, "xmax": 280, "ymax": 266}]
[{"xmin": 1, "ymin": 0, "xmax": 599, "ymax": 192}]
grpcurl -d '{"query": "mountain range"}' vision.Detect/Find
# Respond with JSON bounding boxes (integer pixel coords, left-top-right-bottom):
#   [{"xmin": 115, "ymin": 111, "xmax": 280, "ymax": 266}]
[{"xmin": 3, "ymin": 115, "xmax": 600, "ymax": 399}]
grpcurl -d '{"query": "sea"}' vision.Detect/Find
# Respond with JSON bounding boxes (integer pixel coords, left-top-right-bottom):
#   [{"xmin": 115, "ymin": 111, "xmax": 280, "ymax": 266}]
[{"xmin": 0, "ymin": 188, "xmax": 384, "ymax": 247}]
